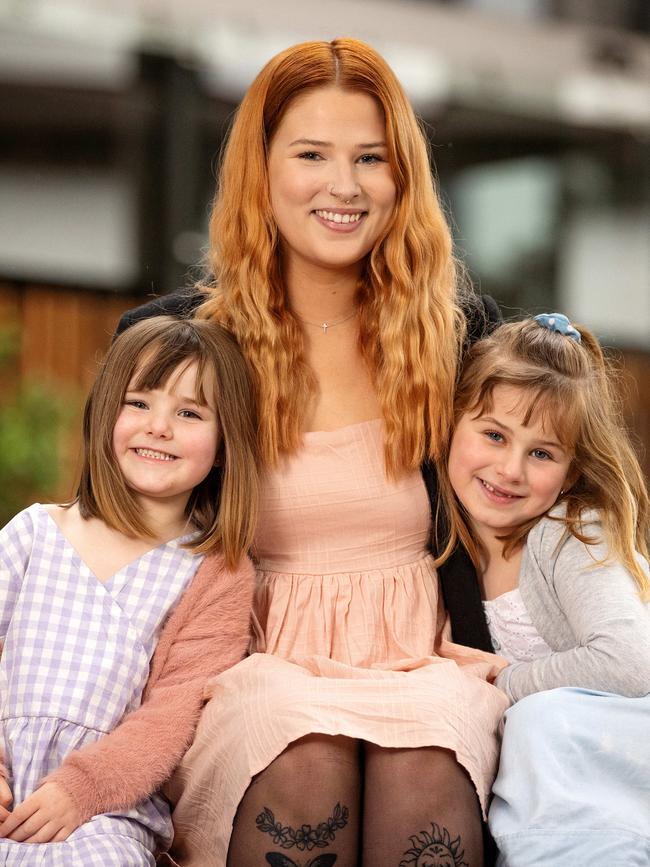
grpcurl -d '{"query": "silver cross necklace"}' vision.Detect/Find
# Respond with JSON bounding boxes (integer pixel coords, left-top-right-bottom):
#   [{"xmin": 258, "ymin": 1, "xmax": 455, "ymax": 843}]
[{"xmin": 293, "ymin": 308, "xmax": 358, "ymax": 334}]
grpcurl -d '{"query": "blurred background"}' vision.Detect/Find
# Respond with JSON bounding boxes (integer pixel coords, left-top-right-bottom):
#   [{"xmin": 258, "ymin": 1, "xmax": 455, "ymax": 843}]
[{"xmin": 1, "ymin": 0, "xmax": 649, "ymax": 516}]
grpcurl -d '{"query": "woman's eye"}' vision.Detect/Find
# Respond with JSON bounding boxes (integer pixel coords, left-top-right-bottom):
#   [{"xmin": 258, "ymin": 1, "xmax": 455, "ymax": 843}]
[
  {"xmin": 298, "ymin": 151, "xmax": 322, "ymax": 161},
  {"xmin": 358, "ymin": 153, "xmax": 384, "ymax": 165},
  {"xmin": 485, "ymin": 430, "xmax": 503, "ymax": 443}
]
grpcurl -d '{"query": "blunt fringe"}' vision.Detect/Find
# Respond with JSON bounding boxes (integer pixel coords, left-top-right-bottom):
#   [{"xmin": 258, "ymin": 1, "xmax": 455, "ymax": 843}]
[
  {"xmin": 197, "ymin": 37, "xmax": 468, "ymax": 475},
  {"xmin": 75, "ymin": 316, "xmax": 259, "ymax": 568},
  {"xmin": 435, "ymin": 318, "xmax": 650, "ymax": 597}
]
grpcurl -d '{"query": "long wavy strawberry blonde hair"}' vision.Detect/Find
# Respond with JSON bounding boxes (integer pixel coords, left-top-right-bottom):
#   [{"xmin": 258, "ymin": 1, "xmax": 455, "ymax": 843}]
[{"xmin": 198, "ymin": 38, "xmax": 468, "ymax": 475}]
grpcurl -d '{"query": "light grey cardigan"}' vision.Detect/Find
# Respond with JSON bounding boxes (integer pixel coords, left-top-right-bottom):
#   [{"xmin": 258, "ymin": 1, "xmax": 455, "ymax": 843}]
[{"xmin": 494, "ymin": 508, "xmax": 650, "ymax": 702}]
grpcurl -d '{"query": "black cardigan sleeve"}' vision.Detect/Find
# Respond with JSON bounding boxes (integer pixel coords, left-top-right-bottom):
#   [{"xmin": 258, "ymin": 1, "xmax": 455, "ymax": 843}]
[
  {"xmin": 424, "ymin": 292, "xmax": 502, "ymax": 653},
  {"xmin": 115, "ymin": 291, "xmax": 206, "ymax": 337}
]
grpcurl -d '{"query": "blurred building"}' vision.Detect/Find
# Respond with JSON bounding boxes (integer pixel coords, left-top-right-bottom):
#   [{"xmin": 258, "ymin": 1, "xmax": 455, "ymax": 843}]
[
  {"xmin": 2, "ymin": 0, "xmax": 649, "ymax": 333},
  {"xmin": 1, "ymin": 0, "xmax": 649, "ymax": 488}
]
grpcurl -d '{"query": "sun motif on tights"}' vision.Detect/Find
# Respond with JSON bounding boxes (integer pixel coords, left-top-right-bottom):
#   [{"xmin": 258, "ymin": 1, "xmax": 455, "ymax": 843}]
[{"xmin": 399, "ymin": 823, "xmax": 468, "ymax": 867}]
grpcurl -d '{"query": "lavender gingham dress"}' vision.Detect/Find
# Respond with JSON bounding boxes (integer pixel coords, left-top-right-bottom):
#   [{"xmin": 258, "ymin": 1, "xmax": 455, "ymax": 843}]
[{"xmin": 0, "ymin": 504, "xmax": 202, "ymax": 866}]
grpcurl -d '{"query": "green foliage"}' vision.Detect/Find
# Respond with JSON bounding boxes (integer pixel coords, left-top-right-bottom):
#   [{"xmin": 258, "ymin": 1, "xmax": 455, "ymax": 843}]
[{"xmin": 0, "ymin": 329, "xmax": 71, "ymax": 526}]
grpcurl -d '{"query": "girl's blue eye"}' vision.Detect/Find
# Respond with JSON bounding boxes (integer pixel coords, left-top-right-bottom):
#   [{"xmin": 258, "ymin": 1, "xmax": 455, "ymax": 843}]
[
  {"xmin": 485, "ymin": 431, "xmax": 503, "ymax": 442},
  {"xmin": 532, "ymin": 448, "xmax": 552, "ymax": 460}
]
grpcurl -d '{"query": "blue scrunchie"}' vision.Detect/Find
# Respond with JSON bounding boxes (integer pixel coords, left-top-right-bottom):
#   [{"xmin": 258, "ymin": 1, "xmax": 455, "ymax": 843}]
[{"xmin": 533, "ymin": 312, "xmax": 581, "ymax": 343}]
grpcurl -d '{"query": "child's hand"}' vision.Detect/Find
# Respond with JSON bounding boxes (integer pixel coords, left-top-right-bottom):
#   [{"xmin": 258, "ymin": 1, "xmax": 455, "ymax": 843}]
[
  {"xmin": 0, "ymin": 777, "xmax": 12, "ymax": 822},
  {"xmin": 0, "ymin": 781, "xmax": 82, "ymax": 843}
]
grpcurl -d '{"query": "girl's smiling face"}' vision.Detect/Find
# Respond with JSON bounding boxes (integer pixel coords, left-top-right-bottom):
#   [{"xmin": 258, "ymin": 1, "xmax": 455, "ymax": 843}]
[
  {"xmin": 112, "ymin": 360, "xmax": 219, "ymax": 516},
  {"xmin": 448, "ymin": 384, "xmax": 572, "ymax": 548},
  {"xmin": 267, "ymin": 85, "xmax": 396, "ymax": 278}
]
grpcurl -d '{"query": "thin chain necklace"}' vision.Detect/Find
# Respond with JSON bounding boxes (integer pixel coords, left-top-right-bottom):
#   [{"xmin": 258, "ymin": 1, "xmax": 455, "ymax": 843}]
[{"xmin": 293, "ymin": 308, "xmax": 358, "ymax": 334}]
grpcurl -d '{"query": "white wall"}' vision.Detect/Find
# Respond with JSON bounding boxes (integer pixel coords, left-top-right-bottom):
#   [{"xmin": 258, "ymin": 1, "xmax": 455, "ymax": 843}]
[
  {"xmin": 0, "ymin": 167, "xmax": 138, "ymax": 288},
  {"xmin": 559, "ymin": 208, "xmax": 650, "ymax": 347}
]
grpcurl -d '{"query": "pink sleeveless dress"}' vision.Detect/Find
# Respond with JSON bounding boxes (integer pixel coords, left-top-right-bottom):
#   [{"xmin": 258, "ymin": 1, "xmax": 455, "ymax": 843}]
[{"xmin": 165, "ymin": 420, "xmax": 508, "ymax": 867}]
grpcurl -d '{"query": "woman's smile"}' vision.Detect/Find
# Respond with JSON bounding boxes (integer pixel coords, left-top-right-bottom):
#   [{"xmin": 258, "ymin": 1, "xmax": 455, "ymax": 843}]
[{"xmin": 312, "ymin": 208, "xmax": 366, "ymax": 230}]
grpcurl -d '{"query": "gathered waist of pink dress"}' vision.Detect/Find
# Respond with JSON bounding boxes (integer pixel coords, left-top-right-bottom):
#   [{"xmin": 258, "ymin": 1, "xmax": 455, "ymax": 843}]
[{"xmin": 255, "ymin": 546, "xmax": 434, "ymax": 577}]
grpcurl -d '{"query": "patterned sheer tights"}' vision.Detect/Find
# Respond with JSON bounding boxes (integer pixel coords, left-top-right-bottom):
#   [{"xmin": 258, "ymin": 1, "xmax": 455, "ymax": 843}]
[{"xmin": 226, "ymin": 735, "xmax": 483, "ymax": 867}]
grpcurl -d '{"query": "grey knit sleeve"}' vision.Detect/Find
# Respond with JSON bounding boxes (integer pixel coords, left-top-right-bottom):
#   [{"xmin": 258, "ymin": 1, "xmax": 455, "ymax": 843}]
[{"xmin": 495, "ymin": 521, "xmax": 650, "ymax": 702}]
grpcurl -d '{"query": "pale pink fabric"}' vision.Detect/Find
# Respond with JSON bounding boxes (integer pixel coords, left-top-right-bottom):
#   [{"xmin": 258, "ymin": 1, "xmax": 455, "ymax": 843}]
[{"xmin": 164, "ymin": 420, "xmax": 509, "ymax": 867}]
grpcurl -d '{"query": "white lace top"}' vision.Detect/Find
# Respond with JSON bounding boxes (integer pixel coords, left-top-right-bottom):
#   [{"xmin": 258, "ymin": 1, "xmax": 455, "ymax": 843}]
[{"xmin": 483, "ymin": 588, "xmax": 552, "ymax": 664}]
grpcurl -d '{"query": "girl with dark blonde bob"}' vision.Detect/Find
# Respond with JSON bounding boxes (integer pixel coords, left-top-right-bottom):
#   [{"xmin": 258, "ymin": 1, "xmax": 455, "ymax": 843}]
[
  {"xmin": 0, "ymin": 317, "xmax": 259, "ymax": 865},
  {"xmin": 79, "ymin": 317, "xmax": 259, "ymax": 568},
  {"xmin": 122, "ymin": 38, "xmax": 507, "ymax": 867},
  {"xmin": 438, "ymin": 315, "xmax": 650, "ymax": 866}
]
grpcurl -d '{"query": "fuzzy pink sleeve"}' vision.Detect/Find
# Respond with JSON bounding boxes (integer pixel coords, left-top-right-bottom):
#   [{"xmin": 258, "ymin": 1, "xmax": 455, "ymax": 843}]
[{"xmin": 43, "ymin": 552, "xmax": 254, "ymax": 823}]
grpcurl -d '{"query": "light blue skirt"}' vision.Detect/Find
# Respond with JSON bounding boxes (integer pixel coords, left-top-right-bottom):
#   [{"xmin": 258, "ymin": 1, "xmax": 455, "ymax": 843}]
[{"xmin": 489, "ymin": 688, "xmax": 650, "ymax": 866}]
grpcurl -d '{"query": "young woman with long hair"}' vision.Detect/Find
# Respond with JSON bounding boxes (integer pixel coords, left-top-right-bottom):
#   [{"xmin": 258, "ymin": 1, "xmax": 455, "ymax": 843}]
[{"xmin": 121, "ymin": 38, "xmax": 506, "ymax": 867}]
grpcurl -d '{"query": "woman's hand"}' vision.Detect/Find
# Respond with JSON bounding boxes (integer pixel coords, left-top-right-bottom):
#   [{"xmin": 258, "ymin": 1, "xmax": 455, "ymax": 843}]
[
  {"xmin": 0, "ymin": 777, "xmax": 12, "ymax": 822},
  {"xmin": 0, "ymin": 781, "xmax": 82, "ymax": 843}
]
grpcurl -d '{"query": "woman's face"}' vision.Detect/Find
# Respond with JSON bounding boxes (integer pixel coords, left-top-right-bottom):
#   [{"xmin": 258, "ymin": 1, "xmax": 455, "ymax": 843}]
[{"xmin": 267, "ymin": 86, "xmax": 397, "ymax": 277}]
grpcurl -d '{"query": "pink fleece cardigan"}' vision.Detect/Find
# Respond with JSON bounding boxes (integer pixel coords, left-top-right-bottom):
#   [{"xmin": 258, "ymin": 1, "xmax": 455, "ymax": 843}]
[{"xmin": 40, "ymin": 551, "xmax": 255, "ymax": 824}]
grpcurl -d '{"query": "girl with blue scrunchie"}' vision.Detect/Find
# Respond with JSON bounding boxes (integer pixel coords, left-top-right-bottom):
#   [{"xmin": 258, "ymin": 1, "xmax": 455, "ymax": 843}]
[{"xmin": 436, "ymin": 314, "xmax": 650, "ymax": 866}]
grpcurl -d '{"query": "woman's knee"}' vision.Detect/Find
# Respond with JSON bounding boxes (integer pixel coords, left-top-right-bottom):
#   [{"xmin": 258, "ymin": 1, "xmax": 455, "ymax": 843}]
[
  {"xmin": 364, "ymin": 744, "xmax": 478, "ymax": 807},
  {"xmin": 230, "ymin": 736, "xmax": 361, "ymax": 867},
  {"xmin": 261, "ymin": 734, "xmax": 360, "ymax": 784},
  {"xmin": 363, "ymin": 745, "xmax": 484, "ymax": 867},
  {"xmin": 365, "ymin": 742, "xmax": 459, "ymax": 778}
]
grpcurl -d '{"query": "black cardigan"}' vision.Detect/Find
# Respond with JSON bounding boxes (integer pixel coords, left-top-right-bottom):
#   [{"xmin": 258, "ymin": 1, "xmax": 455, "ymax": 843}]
[{"xmin": 116, "ymin": 291, "xmax": 500, "ymax": 653}]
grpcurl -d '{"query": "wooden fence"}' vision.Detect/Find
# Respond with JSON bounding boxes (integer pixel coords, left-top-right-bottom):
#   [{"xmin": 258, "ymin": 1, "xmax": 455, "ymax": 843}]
[
  {"xmin": 2, "ymin": 282, "xmax": 649, "ymax": 503},
  {"xmin": 1, "ymin": 283, "xmax": 140, "ymax": 392},
  {"xmin": 618, "ymin": 348, "xmax": 650, "ymax": 484},
  {"xmin": 0, "ymin": 282, "xmax": 140, "ymax": 504}
]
